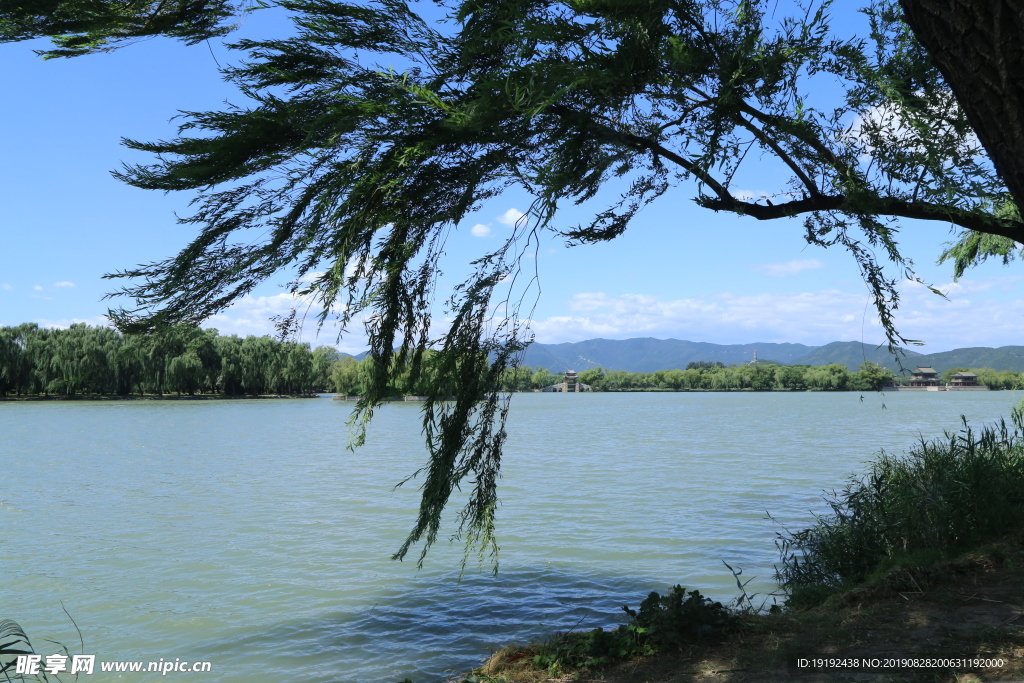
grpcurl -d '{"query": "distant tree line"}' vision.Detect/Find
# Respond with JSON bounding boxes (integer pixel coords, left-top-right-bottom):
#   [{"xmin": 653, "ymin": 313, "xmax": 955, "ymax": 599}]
[
  {"xmin": 496, "ymin": 362, "xmax": 1024, "ymax": 393},
  {"xmin": 0, "ymin": 323, "xmax": 341, "ymax": 397},
  {"xmin": 9, "ymin": 325, "xmax": 1024, "ymax": 399}
]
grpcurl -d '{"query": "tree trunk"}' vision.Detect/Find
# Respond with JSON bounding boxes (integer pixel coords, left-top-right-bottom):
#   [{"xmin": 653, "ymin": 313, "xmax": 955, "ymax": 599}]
[{"xmin": 900, "ymin": 1, "xmax": 1024, "ymax": 221}]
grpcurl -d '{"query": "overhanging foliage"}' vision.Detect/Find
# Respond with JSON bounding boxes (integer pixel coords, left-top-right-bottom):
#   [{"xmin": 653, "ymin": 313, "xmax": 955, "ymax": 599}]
[
  {"xmin": 95, "ymin": 0, "xmax": 1023, "ymax": 567},
  {"xmin": 0, "ymin": 0, "xmax": 251, "ymax": 58}
]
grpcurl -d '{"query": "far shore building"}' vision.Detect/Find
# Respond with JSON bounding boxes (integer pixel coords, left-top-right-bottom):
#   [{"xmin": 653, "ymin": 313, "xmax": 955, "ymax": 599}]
[
  {"xmin": 949, "ymin": 371, "xmax": 979, "ymax": 387},
  {"xmin": 884, "ymin": 367, "xmax": 988, "ymax": 391},
  {"xmin": 908, "ymin": 367, "xmax": 940, "ymax": 387},
  {"xmin": 542, "ymin": 370, "xmax": 592, "ymax": 392}
]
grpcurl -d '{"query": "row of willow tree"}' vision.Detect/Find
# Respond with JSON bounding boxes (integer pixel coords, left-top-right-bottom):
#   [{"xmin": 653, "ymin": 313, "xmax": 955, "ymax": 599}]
[
  {"xmin": 332, "ymin": 358, "xmax": 916, "ymax": 395},
  {"xmin": 0, "ymin": 323, "xmax": 342, "ymax": 397},
  {"xmin": 7, "ymin": 324, "xmax": 1023, "ymax": 398}
]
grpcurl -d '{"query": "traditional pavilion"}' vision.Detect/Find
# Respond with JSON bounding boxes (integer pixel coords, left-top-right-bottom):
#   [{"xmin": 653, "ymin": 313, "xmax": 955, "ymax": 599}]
[
  {"xmin": 908, "ymin": 367, "xmax": 941, "ymax": 387},
  {"xmin": 949, "ymin": 371, "xmax": 979, "ymax": 387},
  {"xmin": 541, "ymin": 370, "xmax": 592, "ymax": 392},
  {"xmin": 564, "ymin": 370, "xmax": 580, "ymax": 392}
]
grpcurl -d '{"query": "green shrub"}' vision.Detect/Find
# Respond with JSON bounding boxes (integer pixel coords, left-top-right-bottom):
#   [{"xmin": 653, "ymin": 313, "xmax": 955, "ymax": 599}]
[
  {"xmin": 526, "ymin": 585, "xmax": 736, "ymax": 676},
  {"xmin": 776, "ymin": 411, "xmax": 1024, "ymax": 606},
  {"xmin": 530, "ymin": 624, "xmax": 652, "ymax": 674},
  {"xmin": 624, "ymin": 585, "xmax": 736, "ymax": 651}
]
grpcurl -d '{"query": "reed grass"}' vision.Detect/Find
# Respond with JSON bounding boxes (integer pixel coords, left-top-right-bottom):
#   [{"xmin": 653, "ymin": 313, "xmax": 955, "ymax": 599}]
[{"xmin": 776, "ymin": 410, "xmax": 1024, "ymax": 607}]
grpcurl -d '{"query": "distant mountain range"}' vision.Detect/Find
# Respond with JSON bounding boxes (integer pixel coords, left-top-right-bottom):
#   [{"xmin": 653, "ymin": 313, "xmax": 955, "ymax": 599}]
[
  {"xmin": 786, "ymin": 341, "xmax": 921, "ymax": 371},
  {"xmin": 519, "ymin": 338, "xmax": 817, "ymax": 372},
  {"xmin": 782, "ymin": 341, "xmax": 1024, "ymax": 373},
  {"xmin": 516, "ymin": 338, "xmax": 1024, "ymax": 374},
  {"xmin": 350, "ymin": 337, "xmax": 1024, "ymax": 373}
]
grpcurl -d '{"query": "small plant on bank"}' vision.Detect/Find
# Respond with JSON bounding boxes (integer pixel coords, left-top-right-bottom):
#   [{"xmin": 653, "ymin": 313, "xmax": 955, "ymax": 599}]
[
  {"xmin": 776, "ymin": 411, "xmax": 1024, "ymax": 608},
  {"xmin": 470, "ymin": 585, "xmax": 737, "ymax": 680},
  {"xmin": 528, "ymin": 624, "xmax": 652, "ymax": 675},
  {"xmin": 624, "ymin": 585, "xmax": 736, "ymax": 651}
]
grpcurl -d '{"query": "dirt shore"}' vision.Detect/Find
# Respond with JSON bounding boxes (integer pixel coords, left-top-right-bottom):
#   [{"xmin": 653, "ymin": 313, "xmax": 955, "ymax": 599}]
[{"xmin": 459, "ymin": 546, "xmax": 1024, "ymax": 683}]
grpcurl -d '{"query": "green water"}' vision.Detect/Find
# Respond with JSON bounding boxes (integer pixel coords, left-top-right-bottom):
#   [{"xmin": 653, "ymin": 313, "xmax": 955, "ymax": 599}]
[{"xmin": 1, "ymin": 391, "xmax": 1019, "ymax": 681}]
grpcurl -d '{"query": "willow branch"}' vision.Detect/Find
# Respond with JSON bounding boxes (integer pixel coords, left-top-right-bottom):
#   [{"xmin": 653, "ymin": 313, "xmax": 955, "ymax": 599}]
[
  {"xmin": 619, "ymin": 132, "xmax": 731, "ymax": 200},
  {"xmin": 736, "ymin": 100, "xmax": 855, "ymax": 178},
  {"xmin": 701, "ymin": 193, "xmax": 1024, "ymax": 241},
  {"xmin": 733, "ymin": 114, "xmax": 822, "ymax": 197}
]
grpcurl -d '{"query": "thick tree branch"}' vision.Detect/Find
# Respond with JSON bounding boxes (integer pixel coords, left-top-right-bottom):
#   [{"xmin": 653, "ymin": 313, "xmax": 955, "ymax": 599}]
[
  {"xmin": 611, "ymin": 120, "xmax": 1024, "ymax": 242},
  {"xmin": 701, "ymin": 193, "xmax": 1024, "ymax": 241}
]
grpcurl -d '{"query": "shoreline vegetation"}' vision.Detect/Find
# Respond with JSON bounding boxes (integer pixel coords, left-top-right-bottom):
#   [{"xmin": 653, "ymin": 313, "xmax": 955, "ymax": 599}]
[
  {"xmin": 440, "ymin": 415, "xmax": 1024, "ymax": 683},
  {"xmin": 492, "ymin": 362, "xmax": 1023, "ymax": 394},
  {"xmin": 0, "ymin": 323, "xmax": 339, "ymax": 398},
  {"xmin": 4, "ymin": 322, "xmax": 1023, "ymax": 400},
  {"xmin": 0, "ymin": 393, "xmax": 320, "ymax": 401}
]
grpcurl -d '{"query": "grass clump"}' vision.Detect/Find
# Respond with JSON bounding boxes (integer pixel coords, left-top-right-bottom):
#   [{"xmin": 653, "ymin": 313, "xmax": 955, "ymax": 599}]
[{"xmin": 776, "ymin": 411, "xmax": 1024, "ymax": 607}]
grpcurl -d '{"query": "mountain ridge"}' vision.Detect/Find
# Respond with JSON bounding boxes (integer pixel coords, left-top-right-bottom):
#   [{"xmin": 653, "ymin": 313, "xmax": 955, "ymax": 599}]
[
  {"xmin": 351, "ymin": 338, "xmax": 1024, "ymax": 374},
  {"xmin": 519, "ymin": 338, "xmax": 1024, "ymax": 374},
  {"xmin": 520, "ymin": 337, "xmax": 818, "ymax": 373}
]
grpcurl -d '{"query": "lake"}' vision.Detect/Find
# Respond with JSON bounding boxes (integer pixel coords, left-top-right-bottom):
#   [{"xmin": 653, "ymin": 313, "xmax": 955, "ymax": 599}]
[{"xmin": 2, "ymin": 391, "xmax": 1020, "ymax": 681}]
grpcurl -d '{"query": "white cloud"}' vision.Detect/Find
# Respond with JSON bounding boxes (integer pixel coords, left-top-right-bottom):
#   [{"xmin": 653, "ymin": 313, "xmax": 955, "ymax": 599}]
[
  {"xmin": 848, "ymin": 98, "xmax": 981, "ymax": 158},
  {"xmin": 205, "ymin": 292, "xmax": 367, "ymax": 354},
  {"xmin": 529, "ymin": 290, "xmax": 873, "ymax": 345},
  {"xmin": 1, "ymin": 283, "xmax": 12, "ymax": 291},
  {"xmin": 470, "ymin": 223, "xmax": 492, "ymax": 237},
  {"xmin": 527, "ymin": 278, "xmax": 1024, "ymax": 350},
  {"xmin": 35, "ymin": 316, "xmax": 109, "ymax": 329},
  {"xmin": 295, "ymin": 271, "xmax": 326, "ymax": 284},
  {"xmin": 497, "ymin": 208, "xmax": 526, "ymax": 227},
  {"xmin": 926, "ymin": 274, "xmax": 1024, "ymax": 297},
  {"xmin": 877, "ymin": 277, "xmax": 1024, "ymax": 349},
  {"xmin": 730, "ymin": 189, "xmax": 770, "ymax": 202},
  {"xmin": 848, "ymin": 103, "xmax": 903, "ymax": 150},
  {"xmin": 33, "ymin": 285, "xmax": 43, "ymax": 291},
  {"xmin": 730, "ymin": 189, "xmax": 795, "ymax": 203},
  {"xmin": 35, "ymin": 296, "xmax": 369, "ymax": 353},
  {"xmin": 53, "ymin": 281, "xmax": 75, "ymax": 288},
  {"xmin": 206, "ymin": 293, "xmax": 317, "ymax": 336},
  {"xmin": 753, "ymin": 259, "xmax": 824, "ymax": 278}
]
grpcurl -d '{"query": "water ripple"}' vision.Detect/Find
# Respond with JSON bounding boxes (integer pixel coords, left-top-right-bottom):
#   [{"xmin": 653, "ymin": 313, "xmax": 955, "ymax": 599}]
[{"xmin": 1, "ymin": 391, "xmax": 1019, "ymax": 680}]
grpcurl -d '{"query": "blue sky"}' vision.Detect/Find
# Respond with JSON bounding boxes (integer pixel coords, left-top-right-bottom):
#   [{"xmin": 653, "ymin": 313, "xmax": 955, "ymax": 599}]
[{"xmin": 3, "ymin": 3, "xmax": 1024, "ymax": 354}]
